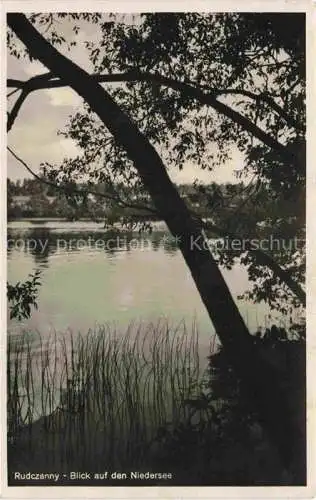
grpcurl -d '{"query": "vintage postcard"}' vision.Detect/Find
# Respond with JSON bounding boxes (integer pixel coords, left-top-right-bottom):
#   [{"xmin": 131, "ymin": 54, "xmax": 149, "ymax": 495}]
[{"xmin": 1, "ymin": 1, "xmax": 315, "ymax": 498}]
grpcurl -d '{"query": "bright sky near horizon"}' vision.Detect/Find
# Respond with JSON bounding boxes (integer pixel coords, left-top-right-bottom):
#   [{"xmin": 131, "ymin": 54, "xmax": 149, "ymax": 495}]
[{"xmin": 7, "ymin": 15, "xmax": 247, "ymax": 185}]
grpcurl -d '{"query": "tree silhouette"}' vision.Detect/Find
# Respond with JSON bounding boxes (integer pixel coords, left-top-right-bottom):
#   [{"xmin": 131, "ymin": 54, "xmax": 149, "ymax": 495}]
[{"xmin": 7, "ymin": 12, "xmax": 305, "ymax": 483}]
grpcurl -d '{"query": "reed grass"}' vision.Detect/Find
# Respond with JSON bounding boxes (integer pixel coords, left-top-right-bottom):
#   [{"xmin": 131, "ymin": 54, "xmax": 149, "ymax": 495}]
[{"xmin": 7, "ymin": 319, "xmax": 209, "ymax": 472}]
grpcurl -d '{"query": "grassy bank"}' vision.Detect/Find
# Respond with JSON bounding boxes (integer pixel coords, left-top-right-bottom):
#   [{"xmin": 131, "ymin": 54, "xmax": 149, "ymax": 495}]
[{"xmin": 7, "ymin": 320, "xmax": 291, "ymax": 485}]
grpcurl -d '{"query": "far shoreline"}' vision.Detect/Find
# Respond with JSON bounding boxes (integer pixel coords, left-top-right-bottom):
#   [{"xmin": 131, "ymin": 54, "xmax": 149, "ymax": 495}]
[{"xmin": 7, "ymin": 217, "xmax": 163, "ymax": 223}]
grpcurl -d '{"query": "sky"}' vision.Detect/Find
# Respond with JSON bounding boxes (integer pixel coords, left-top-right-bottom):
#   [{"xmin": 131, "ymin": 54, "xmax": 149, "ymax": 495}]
[{"xmin": 7, "ymin": 15, "xmax": 246, "ymax": 185}]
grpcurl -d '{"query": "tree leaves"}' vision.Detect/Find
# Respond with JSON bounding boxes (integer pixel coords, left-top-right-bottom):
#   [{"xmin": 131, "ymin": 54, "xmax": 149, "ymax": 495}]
[
  {"xmin": 7, "ymin": 270, "xmax": 42, "ymax": 321},
  {"xmin": 7, "ymin": 12, "xmax": 305, "ymax": 314}
]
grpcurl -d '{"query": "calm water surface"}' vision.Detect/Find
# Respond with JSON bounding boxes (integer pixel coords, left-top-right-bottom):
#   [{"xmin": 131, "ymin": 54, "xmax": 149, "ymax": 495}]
[
  {"xmin": 7, "ymin": 220, "xmax": 299, "ymax": 419},
  {"xmin": 7, "ymin": 220, "xmax": 290, "ymax": 353}
]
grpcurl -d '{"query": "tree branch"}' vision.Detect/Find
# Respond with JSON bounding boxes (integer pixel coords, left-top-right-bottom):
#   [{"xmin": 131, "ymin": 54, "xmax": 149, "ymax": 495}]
[
  {"xmin": 7, "ymin": 72, "xmax": 298, "ymax": 129},
  {"xmin": 201, "ymin": 220, "xmax": 305, "ymax": 306},
  {"xmin": 7, "ymin": 146, "xmax": 159, "ymax": 216},
  {"xmin": 7, "ymin": 72, "xmax": 53, "ymax": 132},
  {"xmin": 213, "ymin": 89, "xmax": 301, "ymax": 131},
  {"xmin": 7, "ymin": 89, "xmax": 29, "ymax": 132},
  {"xmin": 8, "ymin": 143, "xmax": 305, "ymax": 305},
  {"xmin": 7, "ymin": 71, "xmax": 303, "ymax": 162},
  {"xmin": 7, "ymin": 87, "xmax": 20, "ymax": 98},
  {"xmin": 8, "ymin": 13, "xmax": 306, "ymax": 477},
  {"xmin": 7, "ymin": 64, "xmax": 305, "ymax": 304}
]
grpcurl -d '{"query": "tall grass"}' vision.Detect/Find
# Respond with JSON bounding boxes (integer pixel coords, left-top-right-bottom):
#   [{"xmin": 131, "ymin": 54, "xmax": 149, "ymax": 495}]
[{"xmin": 7, "ymin": 319, "xmax": 209, "ymax": 472}]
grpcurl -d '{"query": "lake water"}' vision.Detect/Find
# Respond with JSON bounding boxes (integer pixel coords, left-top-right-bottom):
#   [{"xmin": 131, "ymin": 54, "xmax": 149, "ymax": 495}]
[
  {"xmin": 7, "ymin": 220, "xmax": 300, "ymax": 422},
  {"xmin": 7, "ymin": 220, "xmax": 292, "ymax": 350}
]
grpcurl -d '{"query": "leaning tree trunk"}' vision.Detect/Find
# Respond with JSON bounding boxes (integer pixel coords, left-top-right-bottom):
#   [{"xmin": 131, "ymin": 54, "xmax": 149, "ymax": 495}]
[{"xmin": 7, "ymin": 13, "xmax": 305, "ymax": 484}]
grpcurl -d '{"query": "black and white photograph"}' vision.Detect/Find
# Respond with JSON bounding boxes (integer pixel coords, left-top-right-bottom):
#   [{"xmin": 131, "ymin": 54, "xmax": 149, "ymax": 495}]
[{"xmin": 2, "ymin": 3, "xmax": 312, "ymax": 494}]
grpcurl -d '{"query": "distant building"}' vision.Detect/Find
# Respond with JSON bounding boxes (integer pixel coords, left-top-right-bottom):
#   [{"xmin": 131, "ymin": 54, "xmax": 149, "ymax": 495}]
[
  {"xmin": 12, "ymin": 195, "xmax": 58, "ymax": 207},
  {"xmin": 11, "ymin": 195, "xmax": 31, "ymax": 208},
  {"xmin": 46, "ymin": 196, "xmax": 57, "ymax": 204}
]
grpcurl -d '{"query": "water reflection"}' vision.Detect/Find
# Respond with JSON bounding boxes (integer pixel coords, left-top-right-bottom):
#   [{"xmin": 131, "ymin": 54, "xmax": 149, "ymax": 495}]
[
  {"xmin": 7, "ymin": 227, "xmax": 179, "ymax": 266},
  {"xmin": 7, "ymin": 223, "xmax": 296, "ymax": 348}
]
